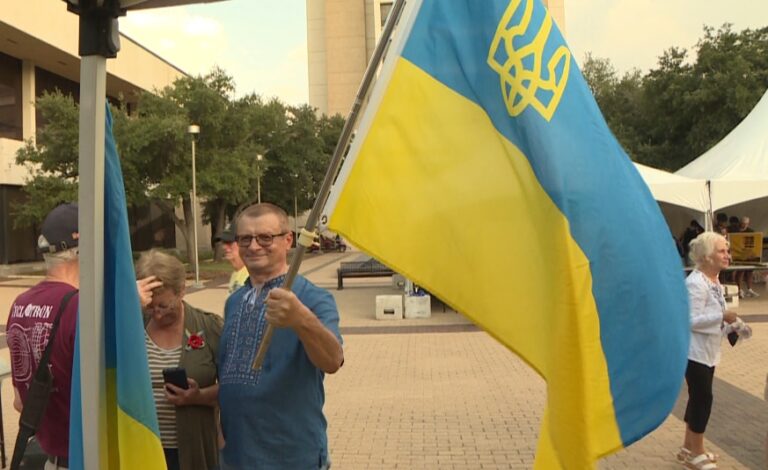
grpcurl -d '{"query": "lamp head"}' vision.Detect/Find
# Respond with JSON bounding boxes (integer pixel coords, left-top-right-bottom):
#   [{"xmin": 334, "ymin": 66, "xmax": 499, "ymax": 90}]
[{"xmin": 188, "ymin": 125, "xmax": 201, "ymax": 135}]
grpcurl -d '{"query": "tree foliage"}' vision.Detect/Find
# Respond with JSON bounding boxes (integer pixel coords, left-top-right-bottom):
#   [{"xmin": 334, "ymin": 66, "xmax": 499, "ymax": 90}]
[
  {"xmin": 582, "ymin": 24, "xmax": 768, "ymax": 171},
  {"xmin": 14, "ymin": 91, "xmax": 80, "ymax": 226},
  {"xmin": 15, "ymin": 68, "xmax": 344, "ymax": 260}
]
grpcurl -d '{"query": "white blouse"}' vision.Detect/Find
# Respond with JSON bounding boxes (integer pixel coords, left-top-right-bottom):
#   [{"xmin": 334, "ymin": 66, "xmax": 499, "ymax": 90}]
[{"xmin": 685, "ymin": 269, "xmax": 726, "ymax": 367}]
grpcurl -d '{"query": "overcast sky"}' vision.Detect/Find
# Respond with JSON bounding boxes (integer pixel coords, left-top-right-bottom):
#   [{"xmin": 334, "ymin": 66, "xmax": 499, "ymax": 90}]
[{"xmin": 120, "ymin": 0, "xmax": 768, "ymax": 106}]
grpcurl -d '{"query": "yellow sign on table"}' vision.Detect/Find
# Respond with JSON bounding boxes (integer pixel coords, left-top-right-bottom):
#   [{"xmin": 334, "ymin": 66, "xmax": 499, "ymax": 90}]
[{"xmin": 729, "ymin": 232, "xmax": 764, "ymax": 262}]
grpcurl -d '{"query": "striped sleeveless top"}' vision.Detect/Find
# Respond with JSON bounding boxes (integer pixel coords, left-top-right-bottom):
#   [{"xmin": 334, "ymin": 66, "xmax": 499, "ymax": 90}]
[{"xmin": 145, "ymin": 331, "xmax": 183, "ymax": 449}]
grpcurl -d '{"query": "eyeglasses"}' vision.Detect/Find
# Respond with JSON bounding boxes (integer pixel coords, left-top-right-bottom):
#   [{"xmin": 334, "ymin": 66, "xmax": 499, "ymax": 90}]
[
  {"xmin": 235, "ymin": 232, "xmax": 288, "ymax": 248},
  {"xmin": 146, "ymin": 298, "xmax": 179, "ymax": 314}
]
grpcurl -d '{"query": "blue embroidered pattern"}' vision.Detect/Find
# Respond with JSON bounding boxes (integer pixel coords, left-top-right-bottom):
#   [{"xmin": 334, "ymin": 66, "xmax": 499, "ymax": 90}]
[{"xmin": 220, "ymin": 275, "xmax": 286, "ymax": 386}]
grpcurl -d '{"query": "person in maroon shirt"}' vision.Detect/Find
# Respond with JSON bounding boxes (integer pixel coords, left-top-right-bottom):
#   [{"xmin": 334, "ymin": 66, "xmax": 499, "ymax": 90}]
[{"xmin": 6, "ymin": 203, "xmax": 80, "ymax": 470}]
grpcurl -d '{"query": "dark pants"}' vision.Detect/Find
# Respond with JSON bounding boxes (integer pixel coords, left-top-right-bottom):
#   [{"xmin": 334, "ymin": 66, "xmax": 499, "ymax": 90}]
[
  {"xmin": 684, "ymin": 360, "xmax": 715, "ymax": 433},
  {"xmin": 163, "ymin": 448, "xmax": 180, "ymax": 470}
]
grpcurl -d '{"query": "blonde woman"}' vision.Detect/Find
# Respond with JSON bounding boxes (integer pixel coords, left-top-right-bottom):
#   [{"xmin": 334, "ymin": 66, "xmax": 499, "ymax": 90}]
[{"xmin": 136, "ymin": 250, "xmax": 223, "ymax": 470}]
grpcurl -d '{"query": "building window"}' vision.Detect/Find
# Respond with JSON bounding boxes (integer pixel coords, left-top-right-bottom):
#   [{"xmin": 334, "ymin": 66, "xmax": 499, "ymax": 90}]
[
  {"xmin": 35, "ymin": 66, "xmax": 80, "ymax": 130},
  {"xmin": 380, "ymin": 2, "xmax": 393, "ymax": 28},
  {"xmin": 34, "ymin": 67, "xmax": 125, "ymax": 128},
  {"xmin": 0, "ymin": 51, "xmax": 23, "ymax": 141}
]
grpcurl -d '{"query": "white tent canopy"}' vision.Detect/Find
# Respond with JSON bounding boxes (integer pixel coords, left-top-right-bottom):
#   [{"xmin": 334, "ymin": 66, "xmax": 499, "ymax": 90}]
[
  {"xmin": 633, "ymin": 163, "xmax": 709, "ymax": 238},
  {"xmin": 634, "ymin": 163, "xmax": 709, "ymax": 212},
  {"xmin": 677, "ymin": 89, "xmax": 768, "ymax": 212}
]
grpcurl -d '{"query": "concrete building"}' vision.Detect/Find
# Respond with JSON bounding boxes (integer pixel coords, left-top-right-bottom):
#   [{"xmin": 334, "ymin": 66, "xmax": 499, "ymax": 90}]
[
  {"xmin": 0, "ymin": 0, "xmax": 186, "ymax": 264},
  {"xmin": 307, "ymin": 0, "xmax": 566, "ymax": 117}
]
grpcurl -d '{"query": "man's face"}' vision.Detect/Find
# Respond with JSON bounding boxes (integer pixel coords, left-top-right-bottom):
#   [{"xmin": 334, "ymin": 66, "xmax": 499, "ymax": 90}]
[
  {"xmin": 222, "ymin": 240, "xmax": 238, "ymax": 261},
  {"xmin": 222, "ymin": 240, "xmax": 245, "ymax": 269},
  {"xmin": 237, "ymin": 214, "xmax": 293, "ymax": 277},
  {"xmin": 740, "ymin": 218, "xmax": 750, "ymax": 230}
]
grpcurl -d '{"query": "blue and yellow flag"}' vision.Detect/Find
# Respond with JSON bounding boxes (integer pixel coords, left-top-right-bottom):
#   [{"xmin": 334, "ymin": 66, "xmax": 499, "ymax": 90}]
[
  {"xmin": 322, "ymin": 0, "xmax": 689, "ymax": 467},
  {"xmin": 69, "ymin": 106, "xmax": 166, "ymax": 469}
]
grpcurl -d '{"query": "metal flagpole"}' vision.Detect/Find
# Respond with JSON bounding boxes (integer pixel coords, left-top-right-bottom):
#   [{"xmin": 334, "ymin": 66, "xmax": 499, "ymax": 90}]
[
  {"xmin": 252, "ymin": 0, "xmax": 408, "ymax": 369},
  {"xmin": 78, "ymin": 53, "xmax": 108, "ymax": 470}
]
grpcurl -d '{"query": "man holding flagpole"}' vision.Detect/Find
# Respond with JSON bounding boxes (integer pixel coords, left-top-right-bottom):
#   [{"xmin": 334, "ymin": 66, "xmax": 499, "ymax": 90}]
[{"xmin": 218, "ymin": 203, "xmax": 343, "ymax": 470}]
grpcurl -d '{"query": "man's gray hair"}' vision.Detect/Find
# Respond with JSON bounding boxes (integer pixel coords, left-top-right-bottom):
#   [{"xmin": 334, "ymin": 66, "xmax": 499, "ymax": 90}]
[
  {"xmin": 236, "ymin": 203, "xmax": 290, "ymax": 232},
  {"xmin": 43, "ymin": 247, "xmax": 79, "ymax": 270}
]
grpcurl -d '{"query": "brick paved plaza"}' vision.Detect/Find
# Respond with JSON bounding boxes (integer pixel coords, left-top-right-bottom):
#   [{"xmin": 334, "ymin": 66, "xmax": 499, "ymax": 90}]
[{"xmin": 1, "ymin": 249, "xmax": 766, "ymax": 469}]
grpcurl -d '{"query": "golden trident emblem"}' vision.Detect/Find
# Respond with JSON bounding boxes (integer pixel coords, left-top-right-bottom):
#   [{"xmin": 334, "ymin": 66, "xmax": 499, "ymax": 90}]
[{"xmin": 487, "ymin": 0, "xmax": 570, "ymax": 121}]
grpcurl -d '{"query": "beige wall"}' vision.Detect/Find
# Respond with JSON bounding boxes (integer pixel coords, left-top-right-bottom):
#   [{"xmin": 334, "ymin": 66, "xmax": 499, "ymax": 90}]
[
  {"xmin": 0, "ymin": 0, "xmax": 186, "ymax": 187},
  {"xmin": 1, "ymin": 0, "xmax": 183, "ymax": 96},
  {"xmin": 307, "ymin": 0, "xmax": 391, "ymax": 117},
  {"xmin": 308, "ymin": 0, "xmax": 566, "ymax": 117},
  {"xmin": 307, "ymin": 0, "xmax": 329, "ymax": 114},
  {"xmin": 307, "ymin": 0, "xmax": 371, "ymax": 117},
  {"xmin": 0, "ymin": 139, "xmax": 25, "ymax": 186},
  {"xmin": 544, "ymin": 0, "xmax": 567, "ymax": 35}
]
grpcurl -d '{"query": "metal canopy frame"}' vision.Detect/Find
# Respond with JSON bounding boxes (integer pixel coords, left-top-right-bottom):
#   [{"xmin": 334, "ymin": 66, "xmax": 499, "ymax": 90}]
[{"xmin": 64, "ymin": 1, "xmax": 227, "ymax": 467}]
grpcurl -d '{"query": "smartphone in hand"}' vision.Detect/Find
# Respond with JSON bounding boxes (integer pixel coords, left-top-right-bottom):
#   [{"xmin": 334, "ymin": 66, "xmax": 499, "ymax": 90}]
[{"xmin": 162, "ymin": 367, "xmax": 189, "ymax": 392}]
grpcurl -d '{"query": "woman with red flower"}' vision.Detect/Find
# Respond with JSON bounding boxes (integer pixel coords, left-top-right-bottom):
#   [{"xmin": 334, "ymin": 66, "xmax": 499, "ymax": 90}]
[{"xmin": 136, "ymin": 249, "xmax": 223, "ymax": 470}]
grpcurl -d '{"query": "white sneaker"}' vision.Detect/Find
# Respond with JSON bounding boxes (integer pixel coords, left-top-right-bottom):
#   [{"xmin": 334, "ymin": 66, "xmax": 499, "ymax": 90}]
[
  {"xmin": 747, "ymin": 289, "xmax": 759, "ymax": 298},
  {"xmin": 738, "ymin": 290, "xmax": 745, "ymax": 299}
]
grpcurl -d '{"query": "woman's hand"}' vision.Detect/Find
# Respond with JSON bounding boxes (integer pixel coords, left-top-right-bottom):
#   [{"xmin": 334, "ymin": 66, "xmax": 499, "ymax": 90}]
[
  {"xmin": 137, "ymin": 276, "xmax": 163, "ymax": 308},
  {"xmin": 723, "ymin": 310, "xmax": 738, "ymax": 324},
  {"xmin": 164, "ymin": 378, "xmax": 201, "ymax": 406}
]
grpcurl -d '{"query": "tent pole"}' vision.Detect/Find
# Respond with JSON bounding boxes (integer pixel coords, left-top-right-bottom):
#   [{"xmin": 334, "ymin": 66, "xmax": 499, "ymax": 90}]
[
  {"xmin": 78, "ymin": 54, "xmax": 107, "ymax": 470},
  {"xmin": 705, "ymin": 180, "xmax": 713, "ymax": 231},
  {"xmin": 74, "ymin": 2, "xmax": 120, "ymax": 467}
]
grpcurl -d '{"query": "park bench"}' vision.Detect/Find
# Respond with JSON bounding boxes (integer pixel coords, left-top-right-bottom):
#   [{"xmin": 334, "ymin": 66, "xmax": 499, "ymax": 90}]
[{"xmin": 337, "ymin": 258, "xmax": 395, "ymax": 290}]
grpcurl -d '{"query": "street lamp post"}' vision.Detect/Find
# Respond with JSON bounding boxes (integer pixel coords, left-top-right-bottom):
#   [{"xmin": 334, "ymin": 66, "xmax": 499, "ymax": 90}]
[
  {"xmin": 188, "ymin": 124, "xmax": 202, "ymax": 288},
  {"xmin": 293, "ymin": 173, "xmax": 299, "ymax": 238},
  {"xmin": 256, "ymin": 153, "xmax": 263, "ymax": 204},
  {"xmin": 294, "ymin": 193, "xmax": 299, "ymax": 236}
]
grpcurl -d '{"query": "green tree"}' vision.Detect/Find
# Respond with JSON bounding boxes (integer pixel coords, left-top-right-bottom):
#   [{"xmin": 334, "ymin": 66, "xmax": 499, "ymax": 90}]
[
  {"xmin": 581, "ymin": 54, "xmax": 645, "ymax": 162},
  {"xmin": 14, "ymin": 91, "xmax": 80, "ymax": 227},
  {"xmin": 15, "ymin": 68, "xmax": 346, "ymax": 261},
  {"xmin": 260, "ymin": 105, "xmax": 339, "ymax": 219},
  {"xmin": 119, "ymin": 68, "xmax": 256, "ymax": 260},
  {"xmin": 582, "ymin": 24, "xmax": 768, "ymax": 171},
  {"xmin": 682, "ymin": 25, "xmax": 768, "ymax": 163}
]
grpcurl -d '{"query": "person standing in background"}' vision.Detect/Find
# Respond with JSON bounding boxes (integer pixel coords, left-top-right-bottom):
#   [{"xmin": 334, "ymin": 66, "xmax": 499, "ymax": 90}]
[
  {"xmin": 215, "ymin": 224, "xmax": 249, "ymax": 295},
  {"xmin": 6, "ymin": 203, "xmax": 80, "ymax": 470},
  {"xmin": 734, "ymin": 216, "xmax": 759, "ymax": 298}
]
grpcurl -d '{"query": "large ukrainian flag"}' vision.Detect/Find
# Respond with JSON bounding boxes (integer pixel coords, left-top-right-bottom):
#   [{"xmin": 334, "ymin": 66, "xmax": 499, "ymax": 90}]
[
  {"xmin": 69, "ymin": 107, "xmax": 166, "ymax": 469},
  {"xmin": 323, "ymin": 0, "xmax": 689, "ymax": 467}
]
